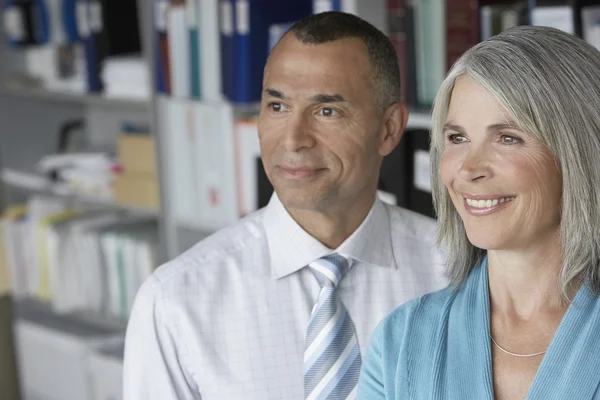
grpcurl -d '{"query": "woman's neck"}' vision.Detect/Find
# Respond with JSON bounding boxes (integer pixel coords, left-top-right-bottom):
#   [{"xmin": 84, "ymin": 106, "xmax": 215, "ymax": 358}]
[{"xmin": 487, "ymin": 236, "xmax": 568, "ymax": 321}]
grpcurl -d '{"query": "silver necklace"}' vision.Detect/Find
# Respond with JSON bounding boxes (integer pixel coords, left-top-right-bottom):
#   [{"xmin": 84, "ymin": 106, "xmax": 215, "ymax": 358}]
[{"xmin": 490, "ymin": 336, "xmax": 547, "ymax": 358}]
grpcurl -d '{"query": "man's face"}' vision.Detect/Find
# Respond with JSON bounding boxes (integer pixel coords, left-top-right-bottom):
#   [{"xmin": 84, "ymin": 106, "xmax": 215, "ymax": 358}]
[{"xmin": 258, "ymin": 35, "xmax": 387, "ymax": 214}]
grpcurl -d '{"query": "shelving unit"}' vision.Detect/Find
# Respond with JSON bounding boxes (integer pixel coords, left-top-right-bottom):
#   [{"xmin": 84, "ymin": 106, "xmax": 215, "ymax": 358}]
[
  {"xmin": 1, "ymin": 81, "xmax": 150, "ymax": 109},
  {"xmin": 0, "ymin": 1, "xmax": 158, "ymax": 399},
  {"xmin": 14, "ymin": 297, "xmax": 127, "ymax": 334},
  {"xmin": 2, "ymin": 168, "xmax": 160, "ymax": 219}
]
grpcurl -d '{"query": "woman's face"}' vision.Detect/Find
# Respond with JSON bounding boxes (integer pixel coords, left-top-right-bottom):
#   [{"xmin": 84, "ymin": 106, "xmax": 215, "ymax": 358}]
[{"xmin": 439, "ymin": 76, "xmax": 562, "ymax": 252}]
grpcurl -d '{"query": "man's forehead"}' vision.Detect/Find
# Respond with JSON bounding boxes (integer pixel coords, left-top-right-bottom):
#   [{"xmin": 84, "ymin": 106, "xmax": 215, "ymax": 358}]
[{"xmin": 267, "ymin": 35, "xmax": 369, "ymax": 68}]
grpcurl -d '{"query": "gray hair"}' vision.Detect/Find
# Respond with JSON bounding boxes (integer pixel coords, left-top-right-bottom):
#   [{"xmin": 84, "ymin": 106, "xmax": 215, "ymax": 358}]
[{"xmin": 430, "ymin": 25, "xmax": 600, "ymax": 299}]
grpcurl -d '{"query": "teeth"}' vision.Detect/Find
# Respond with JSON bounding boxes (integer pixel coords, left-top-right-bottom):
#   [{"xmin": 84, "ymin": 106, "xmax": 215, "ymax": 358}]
[{"xmin": 466, "ymin": 197, "xmax": 514, "ymax": 208}]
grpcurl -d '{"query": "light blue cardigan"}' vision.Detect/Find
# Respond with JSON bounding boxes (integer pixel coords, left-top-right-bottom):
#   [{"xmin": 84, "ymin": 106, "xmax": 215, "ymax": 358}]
[{"xmin": 357, "ymin": 257, "xmax": 600, "ymax": 399}]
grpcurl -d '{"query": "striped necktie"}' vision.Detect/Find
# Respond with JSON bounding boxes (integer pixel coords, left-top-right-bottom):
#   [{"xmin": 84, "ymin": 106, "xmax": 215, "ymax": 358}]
[{"xmin": 304, "ymin": 254, "xmax": 362, "ymax": 400}]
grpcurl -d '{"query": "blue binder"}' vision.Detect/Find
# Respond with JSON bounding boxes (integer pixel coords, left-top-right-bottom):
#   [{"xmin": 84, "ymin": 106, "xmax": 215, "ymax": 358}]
[
  {"xmin": 81, "ymin": 0, "xmax": 102, "ymax": 91},
  {"xmin": 32, "ymin": 0, "xmax": 50, "ymax": 44},
  {"xmin": 312, "ymin": 0, "xmax": 341, "ymax": 13},
  {"xmin": 154, "ymin": 0, "xmax": 168, "ymax": 94},
  {"xmin": 188, "ymin": 0, "xmax": 201, "ymax": 99},
  {"xmin": 220, "ymin": 0, "xmax": 236, "ymax": 102},
  {"xmin": 62, "ymin": 0, "xmax": 80, "ymax": 42},
  {"xmin": 227, "ymin": 0, "xmax": 312, "ymax": 104}
]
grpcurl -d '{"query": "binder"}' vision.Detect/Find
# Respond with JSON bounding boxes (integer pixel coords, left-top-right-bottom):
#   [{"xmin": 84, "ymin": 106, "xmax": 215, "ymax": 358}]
[
  {"xmin": 220, "ymin": 0, "xmax": 235, "ymax": 102},
  {"xmin": 160, "ymin": 97, "xmax": 199, "ymax": 224},
  {"xmin": 3, "ymin": 0, "xmax": 37, "ymax": 46},
  {"xmin": 199, "ymin": 0, "xmax": 222, "ymax": 101},
  {"xmin": 414, "ymin": 0, "xmax": 445, "ymax": 106},
  {"xmin": 313, "ymin": 0, "xmax": 341, "ymax": 14},
  {"xmin": 188, "ymin": 0, "xmax": 201, "ymax": 99},
  {"xmin": 192, "ymin": 101, "xmax": 239, "ymax": 229},
  {"xmin": 167, "ymin": 1, "xmax": 191, "ymax": 98},
  {"xmin": 32, "ymin": 0, "xmax": 51, "ymax": 42},
  {"xmin": 47, "ymin": 0, "xmax": 66, "ymax": 44},
  {"xmin": 312, "ymin": 0, "xmax": 387, "ymax": 33},
  {"xmin": 79, "ymin": 0, "xmax": 104, "ymax": 92},
  {"xmin": 62, "ymin": 0, "xmax": 80, "ymax": 42},
  {"xmin": 154, "ymin": 0, "xmax": 170, "ymax": 93},
  {"xmin": 228, "ymin": 0, "xmax": 312, "ymax": 104}
]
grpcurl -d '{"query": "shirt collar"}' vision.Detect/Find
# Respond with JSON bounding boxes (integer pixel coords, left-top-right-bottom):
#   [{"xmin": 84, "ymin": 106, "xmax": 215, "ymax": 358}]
[{"xmin": 264, "ymin": 193, "xmax": 394, "ymax": 280}]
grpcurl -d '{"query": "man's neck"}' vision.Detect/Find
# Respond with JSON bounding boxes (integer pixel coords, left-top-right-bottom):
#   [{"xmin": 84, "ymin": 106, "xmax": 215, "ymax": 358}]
[{"xmin": 286, "ymin": 195, "xmax": 376, "ymax": 249}]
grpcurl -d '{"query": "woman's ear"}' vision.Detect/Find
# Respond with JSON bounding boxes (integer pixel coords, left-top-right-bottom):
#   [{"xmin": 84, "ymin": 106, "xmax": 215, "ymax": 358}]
[{"xmin": 379, "ymin": 102, "xmax": 408, "ymax": 157}]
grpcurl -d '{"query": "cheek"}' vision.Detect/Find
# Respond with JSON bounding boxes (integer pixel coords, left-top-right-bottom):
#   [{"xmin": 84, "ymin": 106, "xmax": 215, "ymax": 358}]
[
  {"xmin": 257, "ymin": 120, "xmax": 281, "ymax": 156},
  {"xmin": 439, "ymin": 150, "xmax": 460, "ymax": 188},
  {"xmin": 505, "ymin": 151, "xmax": 557, "ymax": 193},
  {"xmin": 320, "ymin": 127, "xmax": 371, "ymax": 169}
]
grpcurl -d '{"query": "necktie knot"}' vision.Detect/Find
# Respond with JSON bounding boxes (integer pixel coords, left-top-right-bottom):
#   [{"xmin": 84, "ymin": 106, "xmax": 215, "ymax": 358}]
[{"xmin": 308, "ymin": 254, "xmax": 351, "ymax": 289}]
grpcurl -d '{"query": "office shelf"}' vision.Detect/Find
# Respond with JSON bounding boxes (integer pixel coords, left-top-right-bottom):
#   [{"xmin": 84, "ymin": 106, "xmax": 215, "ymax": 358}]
[
  {"xmin": 13, "ymin": 298, "xmax": 127, "ymax": 335},
  {"xmin": 1, "ymin": 81, "xmax": 150, "ymax": 109},
  {"xmin": 2, "ymin": 168, "xmax": 160, "ymax": 219}
]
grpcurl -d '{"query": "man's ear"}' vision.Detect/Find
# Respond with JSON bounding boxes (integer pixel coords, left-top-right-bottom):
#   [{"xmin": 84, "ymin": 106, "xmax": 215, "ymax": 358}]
[{"xmin": 378, "ymin": 102, "xmax": 408, "ymax": 157}]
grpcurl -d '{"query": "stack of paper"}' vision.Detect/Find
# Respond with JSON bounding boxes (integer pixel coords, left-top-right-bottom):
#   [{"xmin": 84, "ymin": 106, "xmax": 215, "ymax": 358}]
[{"xmin": 101, "ymin": 56, "xmax": 151, "ymax": 100}]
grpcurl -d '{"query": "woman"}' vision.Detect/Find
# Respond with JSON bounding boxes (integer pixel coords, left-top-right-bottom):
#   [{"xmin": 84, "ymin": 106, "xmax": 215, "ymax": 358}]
[{"xmin": 357, "ymin": 25, "xmax": 600, "ymax": 399}]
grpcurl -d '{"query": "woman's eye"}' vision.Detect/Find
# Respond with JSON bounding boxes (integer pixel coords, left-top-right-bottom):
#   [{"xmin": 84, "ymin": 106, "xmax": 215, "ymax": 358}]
[
  {"xmin": 318, "ymin": 107, "xmax": 340, "ymax": 117},
  {"xmin": 500, "ymin": 134, "xmax": 522, "ymax": 145},
  {"xmin": 447, "ymin": 134, "xmax": 467, "ymax": 144}
]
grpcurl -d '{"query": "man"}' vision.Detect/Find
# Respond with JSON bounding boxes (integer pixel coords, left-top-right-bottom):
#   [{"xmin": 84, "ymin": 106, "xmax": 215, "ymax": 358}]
[{"xmin": 124, "ymin": 11, "xmax": 447, "ymax": 400}]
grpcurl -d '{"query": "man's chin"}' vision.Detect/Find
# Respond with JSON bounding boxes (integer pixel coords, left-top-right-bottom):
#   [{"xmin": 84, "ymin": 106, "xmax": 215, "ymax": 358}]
[
  {"xmin": 275, "ymin": 189, "xmax": 325, "ymax": 211},
  {"xmin": 278, "ymin": 196, "xmax": 319, "ymax": 211}
]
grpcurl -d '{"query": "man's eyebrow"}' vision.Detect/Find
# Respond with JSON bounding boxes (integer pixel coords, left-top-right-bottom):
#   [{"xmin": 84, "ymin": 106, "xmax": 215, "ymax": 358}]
[
  {"xmin": 263, "ymin": 88, "xmax": 289, "ymax": 100},
  {"xmin": 309, "ymin": 93, "xmax": 346, "ymax": 103}
]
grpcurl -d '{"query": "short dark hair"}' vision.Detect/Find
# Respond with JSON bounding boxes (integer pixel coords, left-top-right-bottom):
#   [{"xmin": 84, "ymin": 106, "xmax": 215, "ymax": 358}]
[{"xmin": 288, "ymin": 11, "xmax": 401, "ymax": 109}]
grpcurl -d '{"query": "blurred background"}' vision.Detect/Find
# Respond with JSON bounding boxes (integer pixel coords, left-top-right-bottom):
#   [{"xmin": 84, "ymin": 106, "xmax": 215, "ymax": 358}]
[{"xmin": 0, "ymin": 0, "xmax": 596, "ymax": 399}]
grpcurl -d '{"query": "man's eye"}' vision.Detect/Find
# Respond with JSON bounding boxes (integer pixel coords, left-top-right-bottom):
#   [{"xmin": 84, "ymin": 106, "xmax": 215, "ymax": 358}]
[
  {"xmin": 269, "ymin": 102, "xmax": 287, "ymax": 112},
  {"xmin": 318, "ymin": 107, "xmax": 340, "ymax": 117}
]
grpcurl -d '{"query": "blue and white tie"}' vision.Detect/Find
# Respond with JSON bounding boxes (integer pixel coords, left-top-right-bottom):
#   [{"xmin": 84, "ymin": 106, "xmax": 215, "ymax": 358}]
[{"xmin": 304, "ymin": 254, "xmax": 362, "ymax": 400}]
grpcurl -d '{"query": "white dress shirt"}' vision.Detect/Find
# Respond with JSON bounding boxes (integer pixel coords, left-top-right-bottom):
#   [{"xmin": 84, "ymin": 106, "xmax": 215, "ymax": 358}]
[{"xmin": 123, "ymin": 194, "xmax": 448, "ymax": 399}]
